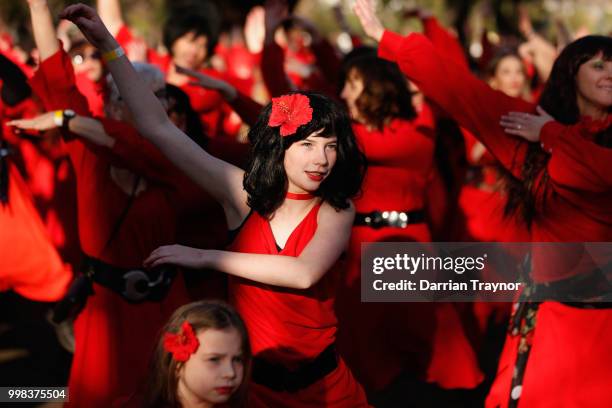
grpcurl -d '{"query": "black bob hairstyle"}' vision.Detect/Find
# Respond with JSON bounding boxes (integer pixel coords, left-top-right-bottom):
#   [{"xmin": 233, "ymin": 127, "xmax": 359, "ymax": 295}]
[
  {"xmin": 163, "ymin": 13, "xmax": 219, "ymax": 59},
  {"xmin": 244, "ymin": 92, "xmax": 366, "ymax": 217}
]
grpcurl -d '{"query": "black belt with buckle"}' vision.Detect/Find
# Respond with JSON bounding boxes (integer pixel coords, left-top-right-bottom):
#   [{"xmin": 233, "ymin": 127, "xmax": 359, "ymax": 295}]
[
  {"xmin": 252, "ymin": 343, "xmax": 338, "ymax": 392},
  {"xmin": 52, "ymin": 256, "xmax": 176, "ymax": 323},
  {"xmin": 354, "ymin": 209, "xmax": 426, "ymax": 229},
  {"xmin": 84, "ymin": 256, "xmax": 176, "ymax": 303}
]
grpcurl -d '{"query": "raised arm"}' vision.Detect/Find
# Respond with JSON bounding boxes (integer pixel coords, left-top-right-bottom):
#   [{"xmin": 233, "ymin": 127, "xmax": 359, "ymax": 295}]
[
  {"xmin": 61, "ymin": 4, "xmax": 250, "ymax": 228},
  {"xmin": 517, "ymin": 7, "xmax": 556, "ymax": 82},
  {"xmin": 145, "ymin": 202, "xmax": 355, "ymax": 289},
  {"xmin": 354, "ymin": 0, "xmax": 534, "ymax": 179},
  {"xmin": 97, "ymin": 0, "xmax": 124, "ymax": 37},
  {"xmin": 27, "ymin": 0, "xmax": 59, "ymax": 60},
  {"xmin": 262, "ymin": 0, "xmax": 294, "ymax": 97},
  {"xmin": 416, "ymin": 11, "xmax": 469, "ymax": 70}
]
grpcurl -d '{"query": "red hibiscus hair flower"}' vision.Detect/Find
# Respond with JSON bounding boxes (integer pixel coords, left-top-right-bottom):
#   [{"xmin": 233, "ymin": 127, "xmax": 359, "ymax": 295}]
[
  {"xmin": 268, "ymin": 93, "xmax": 313, "ymax": 137},
  {"xmin": 163, "ymin": 321, "xmax": 200, "ymax": 362}
]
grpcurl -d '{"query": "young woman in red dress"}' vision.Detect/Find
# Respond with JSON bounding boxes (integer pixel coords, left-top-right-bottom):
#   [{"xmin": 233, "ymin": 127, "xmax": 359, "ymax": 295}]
[
  {"xmin": 62, "ymin": 4, "xmax": 371, "ymax": 406},
  {"xmin": 354, "ymin": 0, "xmax": 612, "ymax": 406},
  {"xmin": 337, "ymin": 53, "xmax": 435, "ymax": 391}
]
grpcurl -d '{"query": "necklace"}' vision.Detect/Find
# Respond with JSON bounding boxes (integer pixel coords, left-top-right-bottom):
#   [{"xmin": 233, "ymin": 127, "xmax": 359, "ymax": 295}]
[{"xmin": 285, "ymin": 191, "xmax": 315, "ymax": 200}]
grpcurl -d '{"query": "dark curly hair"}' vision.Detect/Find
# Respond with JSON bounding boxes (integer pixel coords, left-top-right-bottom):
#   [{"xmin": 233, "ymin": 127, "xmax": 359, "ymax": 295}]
[
  {"xmin": 503, "ymin": 35, "xmax": 612, "ymax": 227},
  {"xmin": 244, "ymin": 92, "xmax": 366, "ymax": 217},
  {"xmin": 342, "ymin": 54, "xmax": 416, "ymax": 129}
]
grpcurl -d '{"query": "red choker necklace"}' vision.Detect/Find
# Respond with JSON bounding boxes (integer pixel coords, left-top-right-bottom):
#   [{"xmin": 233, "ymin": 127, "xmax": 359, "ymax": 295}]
[{"xmin": 285, "ymin": 191, "xmax": 315, "ymax": 200}]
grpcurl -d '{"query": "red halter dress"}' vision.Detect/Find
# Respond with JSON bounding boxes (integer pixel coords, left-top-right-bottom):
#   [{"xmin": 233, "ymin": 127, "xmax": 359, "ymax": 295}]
[{"xmin": 228, "ymin": 202, "xmax": 370, "ymax": 407}]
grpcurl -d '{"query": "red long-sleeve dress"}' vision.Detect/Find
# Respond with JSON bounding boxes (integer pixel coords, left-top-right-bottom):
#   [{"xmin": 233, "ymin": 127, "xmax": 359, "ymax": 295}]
[
  {"xmin": 378, "ymin": 30, "xmax": 612, "ymax": 407},
  {"xmin": 229, "ymin": 202, "xmax": 370, "ymax": 407},
  {"xmin": 30, "ymin": 49, "xmax": 192, "ymax": 408},
  {"xmin": 335, "ymin": 118, "xmax": 484, "ymax": 391},
  {"xmin": 336, "ymin": 119, "xmax": 435, "ymax": 390}
]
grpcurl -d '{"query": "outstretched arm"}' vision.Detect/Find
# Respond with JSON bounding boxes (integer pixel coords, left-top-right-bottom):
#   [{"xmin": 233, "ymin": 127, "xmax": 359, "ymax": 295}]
[
  {"xmin": 9, "ymin": 111, "xmax": 115, "ymax": 148},
  {"xmin": 61, "ymin": 4, "xmax": 250, "ymax": 228},
  {"xmin": 175, "ymin": 65, "xmax": 263, "ymax": 127},
  {"xmin": 144, "ymin": 202, "xmax": 355, "ymax": 289}
]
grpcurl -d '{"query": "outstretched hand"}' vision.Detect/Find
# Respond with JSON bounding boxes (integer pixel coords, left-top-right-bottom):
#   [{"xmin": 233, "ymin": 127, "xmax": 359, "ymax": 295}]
[
  {"xmin": 499, "ymin": 106, "xmax": 554, "ymax": 142},
  {"xmin": 175, "ymin": 65, "xmax": 237, "ymax": 101},
  {"xmin": 144, "ymin": 245, "xmax": 211, "ymax": 270},
  {"xmin": 8, "ymin": 111, "xmax": 58, "ymax": 132},
  {"xmin": 353, "ymin": 0, "xmax": 384, "ymax": 42},
  {"xmin": 59, "ymin": 3, "xmax": 116, "ymax": 51}
]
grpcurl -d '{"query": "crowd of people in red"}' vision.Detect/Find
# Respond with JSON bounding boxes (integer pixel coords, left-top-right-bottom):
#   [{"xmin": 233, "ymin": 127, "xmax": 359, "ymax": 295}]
[{"xmin": 1, "ymin": 0, "xmax": 610, "ymax": 407}]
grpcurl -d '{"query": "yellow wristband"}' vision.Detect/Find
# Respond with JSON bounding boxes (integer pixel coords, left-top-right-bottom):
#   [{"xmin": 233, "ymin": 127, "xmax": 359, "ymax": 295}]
[
  {"xmin": 53, "ymin": 110, "xmax": 64, "ymax": 127},
  {"xmin": 101, "ymin": 46, "xmax": 125, "ymax": 63}
]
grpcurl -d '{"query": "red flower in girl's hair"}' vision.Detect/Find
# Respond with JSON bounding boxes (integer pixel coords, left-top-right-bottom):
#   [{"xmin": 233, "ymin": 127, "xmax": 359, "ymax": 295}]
[
  {"xmin": 163, "ymin": 321, "xmax": 199, "ymax": 362},
  {"xmin": 268, "ymin": 94, "xmax": 313, "ymax": 136}
]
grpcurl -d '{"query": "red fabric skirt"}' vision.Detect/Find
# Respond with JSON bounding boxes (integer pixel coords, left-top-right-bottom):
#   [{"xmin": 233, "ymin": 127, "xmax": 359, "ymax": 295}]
[
  {"xmin": 486, "ymin": 302, "xmax": 612, "ymax": 408},
  {"xmin": 336, "ymin": 224, "xmax": 484, "ymax": 391}
]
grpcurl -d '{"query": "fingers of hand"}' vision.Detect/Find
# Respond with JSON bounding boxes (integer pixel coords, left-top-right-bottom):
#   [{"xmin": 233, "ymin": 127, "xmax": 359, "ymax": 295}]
[
  {"xmin": 144, "ymin": 245, "xmax": 171, "ymax": 264},
  {"xmin": 503, "ymin": 127, "xmax": 526, "ymax": 136},
  {"xmin": 8, "ymin": 120, "xmax": 32, "ymax": 130},
  {"xmin": 500, "ymin": 117, "xmax": 526, "ymax": 131}
]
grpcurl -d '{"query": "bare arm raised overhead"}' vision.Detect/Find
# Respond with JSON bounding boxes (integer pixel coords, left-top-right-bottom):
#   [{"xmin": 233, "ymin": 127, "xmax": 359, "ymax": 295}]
[
  {"xmin": 97, "ymin": 0, "xmax": 124, "ymax": 36},
  {"xmin": 27, "ymin": 0, "xmax": 59, "ymax": 60},
  {"xmin": 60, "ymin": 4, "xmax": 249, "ymax": 228}
]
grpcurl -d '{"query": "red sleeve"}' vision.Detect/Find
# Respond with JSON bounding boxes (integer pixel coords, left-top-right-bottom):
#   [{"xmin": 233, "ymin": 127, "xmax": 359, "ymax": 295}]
[
  {"xmin": 542, "ymin": 121, "xmax": 612, "ymax": 193},
  {"xmin": 228, "ymin": 92, "xmax": 263, "ymax": 127},
  {"xmin": 421, "ymin": 17, "xmax": 468, "ymax": 70},
  {"xmin": 29, "ymin": 48, "xmax": 90, "ymax": 116},
  {"xmin": 378, "ymin": 31, "xmax": 534, "ymax": 179},
  {"xmin": 29, "ymin": 48, "xmax": 96, "ymax": 170},
  {"xmin": 115, "ymin": 24, "xmax": 133, "ymax": 49},
  {"xmin": 310, "ymin": 39, "xmax": 342, "ymax": 85},
  {"xmin": 261, "ymin": 42, "xmax": 293, "ymax": 97}
]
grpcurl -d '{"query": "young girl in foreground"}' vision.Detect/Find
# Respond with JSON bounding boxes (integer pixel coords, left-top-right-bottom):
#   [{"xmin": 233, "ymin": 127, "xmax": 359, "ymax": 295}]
[
  {"xmin": 62, "ymin": 4, "xmax": 370, "ymax": 406},
  {"xmin": 142, "ymin": 301, "xmax": 250, "ymax": 408}
]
